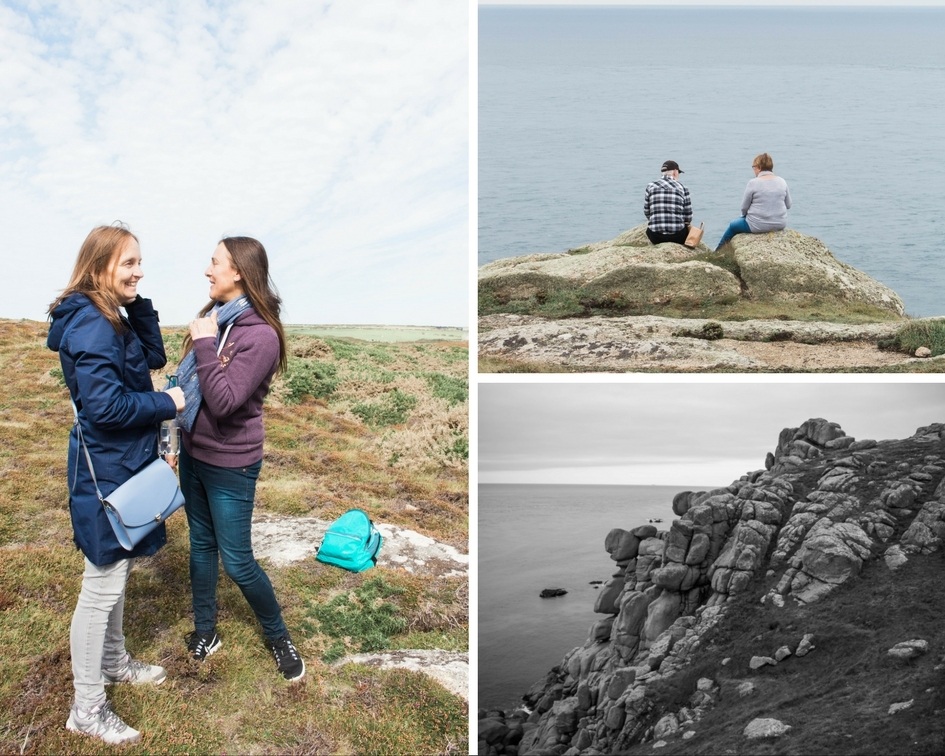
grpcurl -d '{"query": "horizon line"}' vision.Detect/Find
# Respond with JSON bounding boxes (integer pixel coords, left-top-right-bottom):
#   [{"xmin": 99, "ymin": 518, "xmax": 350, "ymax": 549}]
[
  {"xmin": 0, "ymin": 316, "xmax": 468, "ymax": 331},
  {"xmin": 478, "ymin": 481, "xmax": 726, "ymax": 488}
]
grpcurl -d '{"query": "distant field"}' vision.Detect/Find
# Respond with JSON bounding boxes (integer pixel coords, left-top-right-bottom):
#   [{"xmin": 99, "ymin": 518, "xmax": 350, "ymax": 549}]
[{"xmin": 288, "ymin": 324, "xmax": 468, "ymax": 342}]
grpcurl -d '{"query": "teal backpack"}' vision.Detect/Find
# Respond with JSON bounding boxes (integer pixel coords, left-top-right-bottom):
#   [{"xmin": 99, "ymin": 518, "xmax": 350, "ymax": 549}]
[{"xmin": 316, "ymin": 509, "xmax": 382, "ymax": 572}]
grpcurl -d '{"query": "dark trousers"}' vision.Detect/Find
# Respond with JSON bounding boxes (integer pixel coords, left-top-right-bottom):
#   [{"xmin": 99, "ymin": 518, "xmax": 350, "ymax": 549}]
[
  {"xmin": 179, "ymin": 447, "xmax": 287, "ymax": 641},
  {"xmin": 646, "ymin": 227, "xmax": 690, "ymax": 245}
]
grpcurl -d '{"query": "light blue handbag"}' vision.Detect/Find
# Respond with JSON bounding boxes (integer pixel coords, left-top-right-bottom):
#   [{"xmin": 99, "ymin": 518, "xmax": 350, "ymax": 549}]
[{"xmin": 72, "ymin": 400, "xmax": 185, "ymax": 550}]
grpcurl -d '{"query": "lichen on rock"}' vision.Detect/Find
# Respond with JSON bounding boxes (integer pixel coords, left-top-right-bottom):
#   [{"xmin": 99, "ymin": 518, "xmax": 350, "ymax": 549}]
[{"xmin": 479, "ymin": 223, "xmax": 905, "ymax": 319}]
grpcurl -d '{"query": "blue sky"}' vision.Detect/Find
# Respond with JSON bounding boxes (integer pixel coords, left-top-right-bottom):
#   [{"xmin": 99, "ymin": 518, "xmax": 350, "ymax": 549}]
[
  {"xmin": 478, "ymin": 381, "xmax": 945, "ymax": 486},
  {"xmin": 0, "ymin": 1, "xmax": 468, "ymax": 326}
]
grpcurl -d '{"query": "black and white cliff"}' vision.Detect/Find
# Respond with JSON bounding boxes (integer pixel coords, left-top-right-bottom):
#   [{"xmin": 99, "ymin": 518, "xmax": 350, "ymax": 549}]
[{"xmin": 479, "ymin": 419, "xmax": 945, "ymax": 755}]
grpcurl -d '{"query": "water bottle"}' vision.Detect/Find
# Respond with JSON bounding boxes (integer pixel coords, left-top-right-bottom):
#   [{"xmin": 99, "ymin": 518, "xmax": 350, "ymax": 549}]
[{"xmin": 160, "ymin": 374, "xmax": 180, "ymax": 459}]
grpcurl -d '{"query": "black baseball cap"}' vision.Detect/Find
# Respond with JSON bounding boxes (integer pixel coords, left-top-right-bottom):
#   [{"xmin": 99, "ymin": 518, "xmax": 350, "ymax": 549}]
[{"xmin": 661, "ymin": 160, "xmax": 683, "ymax": 173}]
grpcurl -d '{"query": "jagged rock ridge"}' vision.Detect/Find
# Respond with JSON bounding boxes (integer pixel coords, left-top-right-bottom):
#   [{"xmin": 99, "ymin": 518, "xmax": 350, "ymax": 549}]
[{"xmin": 478, "ymin": 419, "xmax": 945, "ymax": 755}]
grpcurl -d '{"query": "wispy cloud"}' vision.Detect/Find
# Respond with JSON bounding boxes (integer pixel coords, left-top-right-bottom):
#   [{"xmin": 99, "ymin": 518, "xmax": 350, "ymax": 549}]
[{"xmin": 0, "ymin": 0, "xmax": 468, "ymax": 326}]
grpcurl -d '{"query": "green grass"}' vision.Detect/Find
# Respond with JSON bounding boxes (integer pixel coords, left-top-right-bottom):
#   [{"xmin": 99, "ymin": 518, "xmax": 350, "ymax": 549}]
[
  {"xmin": 479, "ymin": 351, "xmax": 945, "ymax": 375},
  {"xmin": 0, "ymin": 318, "xmax": 468, "ymax": 755},
  {"xmin": 878, "ymin": 319, "xmax": 945, "ymax": 357},
  {"xmin": 283, "ymin": 357, "xmax": 340, "ymax": 403},
  {"xmin": 287, "ymin": 325, "xmax": 467, "ymax": 343},
  {"xmin": 351, "ymin": 389, "xmax": 418, "ymax": 428},
  {"xmin": 309, "ymin": 576, "xmax": 409, "ymax": 662},
  {"xmin": 423, "ymin": 372, "xmax": 468, "ymax": 405},
  {"xmin": 480, "ymin": 283, "xmax": 903, "ymax": 323},
  {"xmin": 613, "ymin": 549, "xmax": 945, "ymax": 756}
]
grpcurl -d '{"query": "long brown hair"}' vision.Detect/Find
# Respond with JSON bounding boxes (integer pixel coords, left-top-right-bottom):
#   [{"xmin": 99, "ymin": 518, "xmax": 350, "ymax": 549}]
[
  {"xmin": 182, "ymin": 236, "xmax": 288, "ymax": 374},
  {"xmin": 48, "ymin": 224, "xmax": 138, "ymax": 332}
]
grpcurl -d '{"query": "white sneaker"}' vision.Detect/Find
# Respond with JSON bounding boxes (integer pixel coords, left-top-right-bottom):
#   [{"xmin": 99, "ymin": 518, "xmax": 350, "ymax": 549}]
[
  {"xmin": 102, "ymin": 653, "xmax": 167, "ymax": 685},
  {"xmin": 65, "ymin": 701, "xmax": 141, "ymax": 745}
]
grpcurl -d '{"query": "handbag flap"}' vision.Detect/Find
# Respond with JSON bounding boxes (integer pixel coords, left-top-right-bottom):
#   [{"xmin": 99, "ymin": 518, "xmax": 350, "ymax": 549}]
[{"xmin": 104, "ymin": 459, "xmax": 184, "ymax": 527}]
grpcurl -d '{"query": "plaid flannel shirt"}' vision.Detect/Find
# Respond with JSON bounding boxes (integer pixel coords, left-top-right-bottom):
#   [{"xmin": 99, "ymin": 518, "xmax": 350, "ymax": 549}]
[{"xmin": 644, "ymin": 175, "xmax": 692, "ymax": 233}]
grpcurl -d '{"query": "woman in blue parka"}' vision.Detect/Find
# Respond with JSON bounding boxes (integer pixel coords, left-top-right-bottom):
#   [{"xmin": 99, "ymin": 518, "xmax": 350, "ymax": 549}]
[{"xmin": 47, "ymin": 224, "xmax": 185, "ymax": 746}]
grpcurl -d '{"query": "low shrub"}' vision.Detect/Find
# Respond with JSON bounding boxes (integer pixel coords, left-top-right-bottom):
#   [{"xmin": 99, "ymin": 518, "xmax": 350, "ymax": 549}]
[
  {"xmin": 352, "ymin": 388, "xmax": 418, "ymax": 427},
  {"xmin": 445, "ymin": 433, "xmax": 468, "ymax": 461},
  {"xmin": 878, "ymin": 319, "xmax": 945, "ymax": 357},
  {"xmin": 674, "ymin": 321, "xmax": 724, "ymax": 341},
  {"xmin": 424, "ymin": 372, "xmax": 467, "ymax": 405},
  {"xmin": 283, "ymin": 358, "xmax": 339, "ymax": 403},
  {"xmin": 309, "ymin": 576, "xmax": 409, "ymax": 661}
]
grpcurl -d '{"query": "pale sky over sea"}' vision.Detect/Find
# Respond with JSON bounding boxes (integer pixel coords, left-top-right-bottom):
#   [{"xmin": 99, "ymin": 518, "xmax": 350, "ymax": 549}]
[
  {"xmin": 478, "ymin": 381, "xmax": 945, "ymax": 486},
  {"xmin": 481, "ymin": 1, "xmax": 945, "ymax": 5},
  {"xmin": 1, "ymin": 1, "xmax": 467, "ymax": 327}
]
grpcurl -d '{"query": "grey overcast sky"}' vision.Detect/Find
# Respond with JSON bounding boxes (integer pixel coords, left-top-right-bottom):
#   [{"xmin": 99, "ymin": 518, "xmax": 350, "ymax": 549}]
[
  {"xmin": 478, "ymin": 382, "xmax": 945, "ymax": 487},
  {"xmin": 481, "ymin": 1, "xmax": 945, "ymax": 5},
  {"xmin": 1, "ymin": 1, "xmax": 467, "ymax": 327}
]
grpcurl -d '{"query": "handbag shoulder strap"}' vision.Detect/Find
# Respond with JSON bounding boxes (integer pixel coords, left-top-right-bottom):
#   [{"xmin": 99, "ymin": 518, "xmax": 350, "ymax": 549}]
[{"xmin": 70, "ymin": 399, "xmax": 105, "ymax": 503}]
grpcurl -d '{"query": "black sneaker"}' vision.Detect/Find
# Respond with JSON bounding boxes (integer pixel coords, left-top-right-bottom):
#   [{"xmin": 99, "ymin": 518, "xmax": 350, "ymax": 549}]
[
  {"xmin": 269, "ymin": 633, "xmax": 305, "ymax": 681},
  {"xmin": 187, "ymin": 630, "xmax": 221, "ymax": 660}
]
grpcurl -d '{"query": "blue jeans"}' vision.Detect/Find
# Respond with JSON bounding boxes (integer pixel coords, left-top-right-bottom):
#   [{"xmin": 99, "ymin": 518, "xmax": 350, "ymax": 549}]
[
  {"xmin": 179, "ymin": 447, "xmax": 287, "ymax": 641},
  {"xmin": 716, "ymin": 217, "xmax": 751, "ymax": 249}
]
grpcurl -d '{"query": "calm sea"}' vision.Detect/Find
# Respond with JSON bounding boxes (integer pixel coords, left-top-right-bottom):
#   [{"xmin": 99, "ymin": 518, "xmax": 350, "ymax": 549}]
[
  {"xmin": 478, "ymin": 6, "xmax": 945, "ymax": 318},
  {"xmin": 477, "ymin": 482, "xmax": 719, "ymax": 711}
]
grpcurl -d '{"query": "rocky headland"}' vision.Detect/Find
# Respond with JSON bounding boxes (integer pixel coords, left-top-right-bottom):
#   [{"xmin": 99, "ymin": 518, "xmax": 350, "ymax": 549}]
[
  {"xmin": 479, "ymin": 226, "xmax": 944, "ymax": 372},
  {"xmin": 478, "ymin": 419, "xmax": 945, "ymax": 755}
]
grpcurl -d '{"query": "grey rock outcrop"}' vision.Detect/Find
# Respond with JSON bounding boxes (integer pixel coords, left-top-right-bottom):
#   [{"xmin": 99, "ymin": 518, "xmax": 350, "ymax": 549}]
[
  {"xmin": 732, "ymin": 230, "xmax": 903, "ymax": 314},
  {"xmin": 476, "ymin": 312, "xmax": 922, "ymax": 373},
  {"xmin": 479, "ymin": 224, "xmax": 905, "ymax": 318},
  {"xmin": 744, "ymin": 718, "xmax": 793, "ymax": 740},
  {"xmin": 887, "ymin": 639, "xmax": 929, "ymax": 661},
  {"xmin": 481, "ymin": 419, "xmax": 945, "ymax": 756}
]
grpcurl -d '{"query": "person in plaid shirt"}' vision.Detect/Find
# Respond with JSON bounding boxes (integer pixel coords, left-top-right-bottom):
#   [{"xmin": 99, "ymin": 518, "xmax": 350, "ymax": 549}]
[{"xmin": 643, "ymin": 160, "xmax": 693, "ymax": 245}]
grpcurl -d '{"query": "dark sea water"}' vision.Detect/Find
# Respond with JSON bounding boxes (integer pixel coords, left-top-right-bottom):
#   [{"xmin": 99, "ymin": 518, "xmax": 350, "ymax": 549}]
[
  {"xmin": 478, "ymin": 6, "xmax": 945, "ymax": 317},
  {"xmin": 477, "ymin": 482, "xmax": 719, "ymax": 711}
]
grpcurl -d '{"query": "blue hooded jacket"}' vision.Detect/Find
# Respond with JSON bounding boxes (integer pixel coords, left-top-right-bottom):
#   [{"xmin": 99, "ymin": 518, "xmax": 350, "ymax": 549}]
[{"xmin": 47, "ymin": 293, "xmax": 178, "ymax": 565}]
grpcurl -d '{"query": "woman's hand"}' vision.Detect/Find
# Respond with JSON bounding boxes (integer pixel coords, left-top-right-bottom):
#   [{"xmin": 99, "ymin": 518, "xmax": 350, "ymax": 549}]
[
  {"xmin": 164, "ymin": 454, "xmax": 178, "ymax": 472},
  {"xmin": 166, "ymin": 386, "xmax": 185, "ymax": 411},
  {"xmin": 190, "ymin": 310, "xmax": 218, "ymax": 341}
]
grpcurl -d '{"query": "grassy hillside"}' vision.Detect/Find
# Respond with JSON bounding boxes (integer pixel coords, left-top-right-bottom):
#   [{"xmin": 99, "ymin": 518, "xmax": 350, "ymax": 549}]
[
  {"xmin": 614, "ymin": 549, "xmax": 945, "ymax": 756},
  {"xmin": 0, "ymin": 319, "xmax": 468, "ymax": 755}
]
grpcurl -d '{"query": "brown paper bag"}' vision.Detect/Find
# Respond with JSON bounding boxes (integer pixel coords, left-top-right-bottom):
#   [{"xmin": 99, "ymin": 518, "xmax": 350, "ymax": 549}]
[{"xmin": 684, "ymin": 222, "xmax": 705, "ymax": 249}]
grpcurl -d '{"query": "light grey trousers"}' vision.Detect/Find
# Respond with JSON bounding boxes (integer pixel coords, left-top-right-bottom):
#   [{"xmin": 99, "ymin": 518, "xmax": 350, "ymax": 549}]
[{"xmin": 70, "ymin": 557, "xmax": 134, "ymax": 711}]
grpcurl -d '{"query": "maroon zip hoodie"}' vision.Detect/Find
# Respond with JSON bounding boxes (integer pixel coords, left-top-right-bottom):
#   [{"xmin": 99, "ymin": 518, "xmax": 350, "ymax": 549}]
[{"xmin": 181, "ymin": 309, "xmax": 280, "ymax": 468}]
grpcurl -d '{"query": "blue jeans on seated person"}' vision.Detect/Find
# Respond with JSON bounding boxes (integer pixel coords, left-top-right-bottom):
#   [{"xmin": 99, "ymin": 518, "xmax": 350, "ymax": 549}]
[
  {"xmin": 179, "ymin": 447, "xmax": 287, "ymax": 642},
  {"xmin": 715, "ymin": 217, "xmax": 751, "ymax": 250}
]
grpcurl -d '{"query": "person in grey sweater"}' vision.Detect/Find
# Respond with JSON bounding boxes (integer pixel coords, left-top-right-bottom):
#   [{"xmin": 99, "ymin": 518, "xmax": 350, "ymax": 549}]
[{"xmin": 714, "ymin": 153, "xmax": 792, "ymax": 251}]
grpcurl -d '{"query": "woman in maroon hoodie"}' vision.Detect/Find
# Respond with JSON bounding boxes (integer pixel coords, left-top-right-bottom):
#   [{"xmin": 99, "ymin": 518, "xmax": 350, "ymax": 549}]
[{"xmin": 177, "ymin": 236, "xmax": 304, "ymax": 681}]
